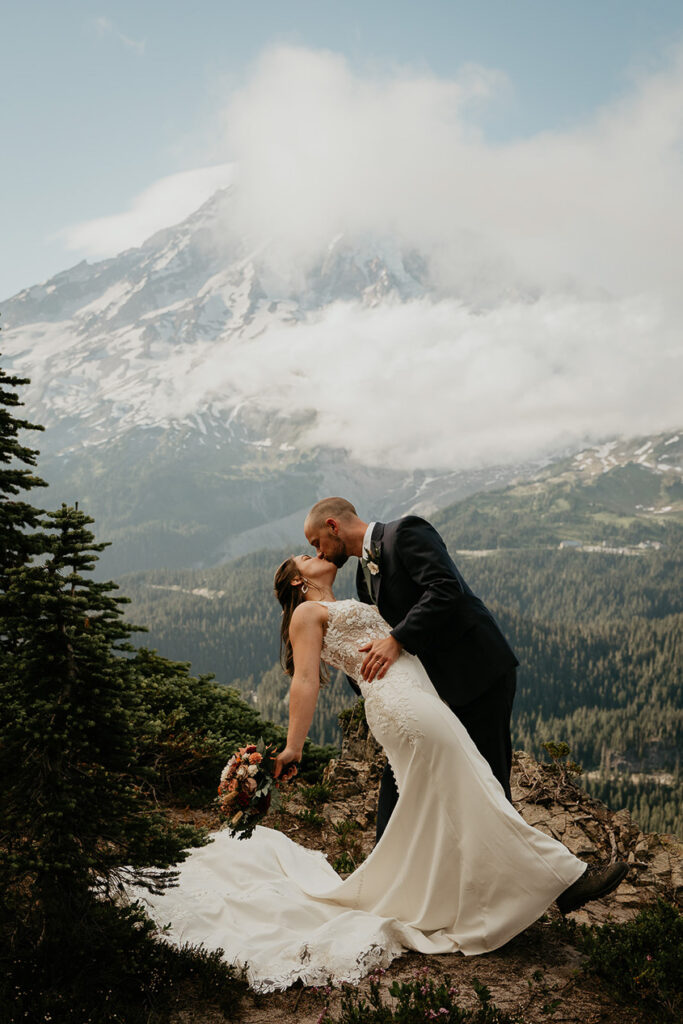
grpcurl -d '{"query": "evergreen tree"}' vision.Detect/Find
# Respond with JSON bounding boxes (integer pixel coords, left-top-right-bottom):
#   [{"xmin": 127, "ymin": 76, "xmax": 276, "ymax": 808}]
[
  {"xmin": 0, "ymin": 357, "xmax": 48, "ymax": 579},
  {"xmin": 0, "ymin": 503, "xmax": 205, "ymax": 949},
  {"xmin": 0, "ymin": 361, "xmax": 249, "ymax": 1021}
]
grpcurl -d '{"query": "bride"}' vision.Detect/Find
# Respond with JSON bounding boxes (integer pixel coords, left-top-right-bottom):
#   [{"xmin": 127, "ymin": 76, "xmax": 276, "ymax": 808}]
[{"xmin": 126, "ymin": 553, "xmax": 625, "ymax": 993}]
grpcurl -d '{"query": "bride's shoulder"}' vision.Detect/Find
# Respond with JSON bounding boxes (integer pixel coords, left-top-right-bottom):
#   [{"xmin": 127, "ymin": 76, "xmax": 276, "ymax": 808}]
[{"xmin": 290, "ymin": 601, "xmax": 329, "ymax": 632}]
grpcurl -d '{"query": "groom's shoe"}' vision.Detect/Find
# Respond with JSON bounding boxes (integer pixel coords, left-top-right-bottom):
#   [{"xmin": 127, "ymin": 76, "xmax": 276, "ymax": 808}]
[{"xmin": 556, "ymin": 861, "xmax": 629, "ymax": 915}]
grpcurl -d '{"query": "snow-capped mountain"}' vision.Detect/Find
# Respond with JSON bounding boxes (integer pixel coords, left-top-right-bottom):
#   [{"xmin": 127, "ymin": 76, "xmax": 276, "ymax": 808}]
[
  {"xmin": 1, "ymin": 187, "xmax": 428, "ymax": 453},
  {"xmin": 1, "ymin": 189, "xmax": 679, "ymax": 577}
]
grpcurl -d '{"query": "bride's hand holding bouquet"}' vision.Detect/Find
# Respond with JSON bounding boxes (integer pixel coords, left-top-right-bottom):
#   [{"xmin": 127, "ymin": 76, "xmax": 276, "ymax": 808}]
[{"xmin": 217, "ymin": 738, "xmax": 298, "ymax": 840}]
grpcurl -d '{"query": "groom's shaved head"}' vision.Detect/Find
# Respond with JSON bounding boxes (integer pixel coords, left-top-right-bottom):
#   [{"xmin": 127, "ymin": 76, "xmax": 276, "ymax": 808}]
[
  {"xmin": 305, "ymin": 497, "xmax": 366, "ymax": 564},
  {"xmin": 306, "ymin": 497, "xmax": 358, "ymax": 531}
]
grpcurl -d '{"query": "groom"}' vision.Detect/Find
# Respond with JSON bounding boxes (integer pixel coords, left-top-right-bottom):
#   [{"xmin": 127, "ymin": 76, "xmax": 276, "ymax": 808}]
[{"xmin": 304, "ymin": 496, "xmax": 519, "ymax": 843}]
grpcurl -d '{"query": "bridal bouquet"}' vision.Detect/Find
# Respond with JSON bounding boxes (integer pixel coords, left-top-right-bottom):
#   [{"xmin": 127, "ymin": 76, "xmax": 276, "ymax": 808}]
[{"xmin": 217, "ymin": 738, "xmax": 297, "ymax": 840}]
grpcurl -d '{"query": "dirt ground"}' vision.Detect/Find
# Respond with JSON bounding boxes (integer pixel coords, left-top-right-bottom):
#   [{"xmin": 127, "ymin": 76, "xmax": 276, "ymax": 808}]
[{"xmin": 170, "ymin": 912, "xmax": 644, "ymax": 1023}]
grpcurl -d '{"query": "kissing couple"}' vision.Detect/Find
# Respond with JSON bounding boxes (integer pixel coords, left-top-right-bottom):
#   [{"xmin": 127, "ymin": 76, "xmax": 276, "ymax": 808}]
[{"xmin": 128, "ymin": 497, "xmax": 628, "ymax": 992}]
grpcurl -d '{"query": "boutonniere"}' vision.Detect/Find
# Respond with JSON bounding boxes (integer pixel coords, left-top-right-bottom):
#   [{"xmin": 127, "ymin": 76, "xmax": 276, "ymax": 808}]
[{"xmin": 362, "ymin": 542, "xmax": 382, "ymax": 575}]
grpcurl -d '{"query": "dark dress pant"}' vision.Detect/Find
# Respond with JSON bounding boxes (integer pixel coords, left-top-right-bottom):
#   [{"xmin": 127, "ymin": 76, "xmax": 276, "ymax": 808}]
[{"xmin": 374, "ymin": 668, "xmax": 517, "ymax": 845}]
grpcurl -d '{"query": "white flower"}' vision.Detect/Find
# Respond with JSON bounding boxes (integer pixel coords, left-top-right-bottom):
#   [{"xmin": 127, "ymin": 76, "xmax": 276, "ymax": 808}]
[
  {"xmin": 247, "ymin": 764, "xmax": 259, "ymax": 776},
  {"xmin": 363, "ymin": 544, "xmax": 381, "ymax": 575},
  {"xmin": 236, "ymin": 764, "xmax": 248, "ymax": 779}
]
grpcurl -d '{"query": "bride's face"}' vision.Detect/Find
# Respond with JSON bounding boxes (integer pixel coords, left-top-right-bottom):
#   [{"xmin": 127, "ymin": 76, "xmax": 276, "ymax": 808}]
[{"xmin": 293, "ymin": 553, "xmax": 336, "ymax": 589}]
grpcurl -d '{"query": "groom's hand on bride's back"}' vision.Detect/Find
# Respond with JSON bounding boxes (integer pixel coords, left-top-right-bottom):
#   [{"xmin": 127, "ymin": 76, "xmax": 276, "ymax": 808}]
[{"xmin": 359, "ymin": 635, "xmax": 402, "ymax": 682}]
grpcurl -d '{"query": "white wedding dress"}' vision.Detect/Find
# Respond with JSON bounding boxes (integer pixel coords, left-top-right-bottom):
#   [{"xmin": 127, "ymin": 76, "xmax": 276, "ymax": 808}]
[{"xmin": 124, "ymin": 600, "xmax": 585, "ymax": 992}]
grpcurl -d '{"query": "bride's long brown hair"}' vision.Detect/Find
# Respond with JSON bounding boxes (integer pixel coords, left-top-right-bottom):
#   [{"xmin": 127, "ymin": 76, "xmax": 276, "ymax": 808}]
[{"xmin": 273, "ymin": 558, "xmax": 327, "ymax": 686}]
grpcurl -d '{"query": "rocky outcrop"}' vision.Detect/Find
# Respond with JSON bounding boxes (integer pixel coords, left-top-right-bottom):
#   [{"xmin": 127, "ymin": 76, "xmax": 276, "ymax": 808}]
[{"xmin": 511, "ymin": 750, "xmax": 682, "ymax": 924}]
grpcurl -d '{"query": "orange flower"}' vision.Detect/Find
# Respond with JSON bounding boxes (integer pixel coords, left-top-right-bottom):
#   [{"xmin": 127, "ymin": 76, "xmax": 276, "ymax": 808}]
[{"xmin": 249, "ymin": 752, "xmax": 262, "ymax": 764}]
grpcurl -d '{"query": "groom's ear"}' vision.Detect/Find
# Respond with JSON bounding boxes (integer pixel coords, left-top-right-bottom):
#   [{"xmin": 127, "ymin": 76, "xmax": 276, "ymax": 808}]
[{"xmin": 325, "ymin": 517, "xmax": 339, "ymax": 535}]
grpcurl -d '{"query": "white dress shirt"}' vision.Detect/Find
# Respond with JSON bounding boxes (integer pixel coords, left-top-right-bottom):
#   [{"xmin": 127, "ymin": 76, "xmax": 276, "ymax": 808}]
[{"xmin": 362, "ymin": 521, "xmax": 376, "ymax": 561}]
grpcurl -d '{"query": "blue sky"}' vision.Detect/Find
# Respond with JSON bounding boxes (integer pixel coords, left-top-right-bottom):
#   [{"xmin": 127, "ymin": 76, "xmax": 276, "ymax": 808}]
[{"xmin": 3, "ymin": 0, "xmax": 683, "ymax": 299}]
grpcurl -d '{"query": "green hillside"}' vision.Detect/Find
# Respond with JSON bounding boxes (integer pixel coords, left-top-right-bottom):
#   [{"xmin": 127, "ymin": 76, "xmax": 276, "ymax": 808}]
[{"xmin": 433, "ymin": 461, "xmax": 682, "ymax": 552}]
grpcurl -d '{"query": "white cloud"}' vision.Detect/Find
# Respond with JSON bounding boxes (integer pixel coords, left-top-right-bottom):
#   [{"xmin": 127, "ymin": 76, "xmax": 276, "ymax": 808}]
[
  {"xmin": 218, "ymin": 44, "xmax": 683, "ymax": 304},
  {"xmin": 58, "ymin": 164, "xmax": 234, "ymax": 258},
  {"xmin": 94, "ymin": 16, "xmax": 145, "ymax": 56},
  {"xmin": 180, "ymin": 293, "xmax": 678, "ymax": 471}
]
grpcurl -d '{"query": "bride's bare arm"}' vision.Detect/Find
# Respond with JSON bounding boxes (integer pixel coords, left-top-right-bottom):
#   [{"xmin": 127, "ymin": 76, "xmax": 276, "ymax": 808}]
[{"xmin": 274, "ymin": 602, "xmax": 327, "ymax": 777}]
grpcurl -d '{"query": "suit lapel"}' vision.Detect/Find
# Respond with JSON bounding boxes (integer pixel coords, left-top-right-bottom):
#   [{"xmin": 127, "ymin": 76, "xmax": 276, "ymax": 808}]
[{"xmin": 370, "ymin": 521, "xmax": 385, "ymax": 605}]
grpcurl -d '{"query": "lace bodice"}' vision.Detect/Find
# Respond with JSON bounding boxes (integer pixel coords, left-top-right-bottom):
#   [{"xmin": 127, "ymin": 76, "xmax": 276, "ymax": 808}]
[
  {"xmin": 319, "ymin": 599, "xmax": 437, "ymax": 751},
  {"xmin": 320, "ymin": 600, "xmax": 392, "ymax": 680}
]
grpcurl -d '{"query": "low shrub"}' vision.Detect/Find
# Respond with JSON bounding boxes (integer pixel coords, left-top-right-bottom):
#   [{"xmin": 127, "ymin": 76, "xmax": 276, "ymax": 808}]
[
  {"xmin": 0, "ymin": 898, "xmax": 248, "ymax": 1024},
  {"xmin": 303, "ymin": 781, "xmax": 333, "ymax": 806},
  {"xmin": 315, "ymin": 970, "xmax": 523, "ymax": 1023},
  {"xmin": 297, "ymin": 807, "xmax": 325, "ymax": 826},
  {"xmin": 575, "ymin": 898, "xmax": 683, "ymax": 1023}
]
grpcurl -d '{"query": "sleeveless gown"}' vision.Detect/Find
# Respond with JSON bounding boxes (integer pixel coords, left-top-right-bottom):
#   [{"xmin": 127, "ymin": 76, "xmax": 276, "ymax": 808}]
[{"xmin": 123, "ymin": 600, "xmax": 585, "ymax": 992}]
